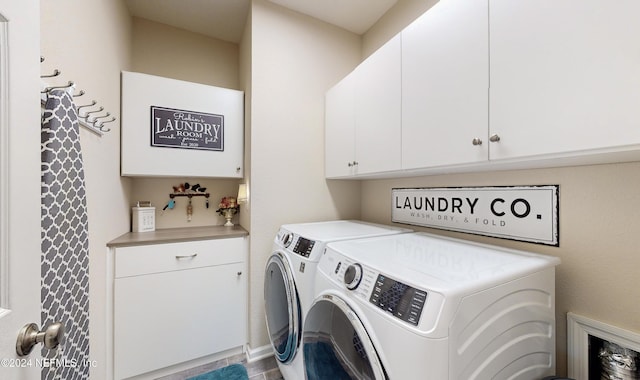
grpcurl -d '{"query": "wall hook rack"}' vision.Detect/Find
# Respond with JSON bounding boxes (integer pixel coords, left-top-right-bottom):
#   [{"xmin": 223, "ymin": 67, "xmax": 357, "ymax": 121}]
[
  {"xmin": 169, "ymin": 193, "xmax": 210, "ymax": 199},
  {"xmin": 40, "ymin": 56, "xmax": 115, "ymax": 136}
]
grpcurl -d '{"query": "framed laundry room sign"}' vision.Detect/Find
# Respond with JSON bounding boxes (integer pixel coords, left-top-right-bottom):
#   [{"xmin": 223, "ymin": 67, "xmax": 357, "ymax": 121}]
[
  {"xmin": 151, "ymin": 106, "xmax": 224, "ymax": 151},
  {"xmin": 392, "ymin": 185, "xmax": 559, "ymax": 246}
]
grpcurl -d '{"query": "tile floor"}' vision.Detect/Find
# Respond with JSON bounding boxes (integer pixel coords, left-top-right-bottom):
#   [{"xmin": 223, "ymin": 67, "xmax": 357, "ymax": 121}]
[{"xmin": 155, "ymin": 353, "xmax": 283, "ymax": 380}]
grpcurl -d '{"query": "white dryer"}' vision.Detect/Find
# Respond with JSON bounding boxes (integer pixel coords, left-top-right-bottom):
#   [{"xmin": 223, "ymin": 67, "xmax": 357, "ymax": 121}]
[
  {"xmin": 264, "ymin": 220, "xmax": 411, "ymax": 380},
  {"xmin": 304, "ymin": 232, "xmax": 561, "ymax": 380}
]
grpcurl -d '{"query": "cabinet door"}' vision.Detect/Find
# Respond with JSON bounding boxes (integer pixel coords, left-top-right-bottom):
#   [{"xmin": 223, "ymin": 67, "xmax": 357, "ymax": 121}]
[
  {"xmin": 402, "ymin": 0, "xmax": 489, "ymax": 169},
  {"xmin": 114, "ymin": 262, "xmax": 247, "ymax": 379},
  {"xmin": 355, "ymin": 34, "xmax": 402, "ymax": 175},
  {"xmin": 490, "ymin": 0, "xmax": 640, "ymax": 160},
  {"xmin": 121, "ymin": 71, "xmax": 244, "ymax": 178},
  {"xmin": 325, "ymin": 72, "xmax": 357, "ymax": 178}
]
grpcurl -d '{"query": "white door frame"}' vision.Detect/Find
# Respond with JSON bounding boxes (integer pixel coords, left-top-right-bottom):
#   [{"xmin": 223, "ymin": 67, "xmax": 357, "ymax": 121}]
[{"xmin": 0, "ymin": 0, "xmax": 42, "ymax": 379}]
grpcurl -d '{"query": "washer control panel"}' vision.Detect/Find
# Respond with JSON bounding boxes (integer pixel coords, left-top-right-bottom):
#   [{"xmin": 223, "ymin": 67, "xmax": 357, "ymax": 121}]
[
  {"xmin": 293, "ymin": 237, "xmax": 315, "ymax": 257},
  {"xmin": 369, "ymin": 274, "xmax": 427, "ymax": 326},
  {"xmin": 276, "ymin": 229, "xmax": 316, "ymax": 258},
  {"xmin": 326, "ymin": 254, "xmax": 427, "ymax": 327}
]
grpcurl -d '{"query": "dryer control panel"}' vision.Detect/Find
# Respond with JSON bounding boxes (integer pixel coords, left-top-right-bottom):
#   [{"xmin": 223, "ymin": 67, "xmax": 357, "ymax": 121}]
[
  {"xmin": 369, "ymin": 274, "xmax": 427, "ymax": 326},
  {"xmin": 327, "ymin": 255, "xmax": 428, "ymax": 327}
]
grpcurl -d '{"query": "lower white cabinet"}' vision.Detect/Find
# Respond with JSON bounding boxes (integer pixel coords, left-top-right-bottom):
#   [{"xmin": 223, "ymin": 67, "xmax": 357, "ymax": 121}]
[{"xmin": 110, "ymin": 237, "xmax": 248, "ymax": 379}]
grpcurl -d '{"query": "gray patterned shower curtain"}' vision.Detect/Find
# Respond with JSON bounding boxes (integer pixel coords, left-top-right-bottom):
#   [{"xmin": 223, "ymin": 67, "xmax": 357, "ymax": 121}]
[{"xmin": 41, "ymin": 89, "xmax": 90, "ymax": 380}]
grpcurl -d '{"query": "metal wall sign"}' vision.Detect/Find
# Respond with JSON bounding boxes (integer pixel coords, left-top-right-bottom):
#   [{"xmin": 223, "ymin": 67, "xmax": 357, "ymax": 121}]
[
  {"xmin": 151, "ymin": 106, "xmax": 224, "ymax": 151},
  {"xmin": 392, "ymin": 185, "xmax": 559, "ymax": 246}
]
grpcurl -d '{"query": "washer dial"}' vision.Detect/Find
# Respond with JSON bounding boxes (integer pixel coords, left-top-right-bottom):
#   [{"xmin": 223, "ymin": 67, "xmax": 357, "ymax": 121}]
[
  {"xmin": 344, "ymin": 263, "xmax": 363, "ymax": 290},
  {"xmin": 281, "ymin": 232, "xmax": 293, "ymax": 248}
]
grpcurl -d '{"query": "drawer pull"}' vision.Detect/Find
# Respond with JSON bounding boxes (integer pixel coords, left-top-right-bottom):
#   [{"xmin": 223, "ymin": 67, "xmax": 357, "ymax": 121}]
[{"xmin": 175, "ymin": 253, "xmax": 198, "ymax": 260}]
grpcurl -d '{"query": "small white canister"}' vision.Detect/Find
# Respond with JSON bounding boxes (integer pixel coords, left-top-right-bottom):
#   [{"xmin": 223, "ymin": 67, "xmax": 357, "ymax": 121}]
[{"xmin": 132, "ymin": 205, "xmax": 155, "ymax": 232}]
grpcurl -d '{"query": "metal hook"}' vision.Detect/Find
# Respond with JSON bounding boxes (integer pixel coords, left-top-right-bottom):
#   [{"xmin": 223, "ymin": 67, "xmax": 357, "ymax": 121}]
[
  {"xmin": 76, "ymin": 100, "xmax": 97, "ymax": 112},
  {"xmin": 40, "ymin": 69, "xmax": 61, "ymax": 78},
  {"xmin": 81, "ymin": 106, "xmax": 104, "ymax": 119},
  {"xmin": 72, "ymin": 89, "xmax": 85, "ymax": 97},
  {"xmin": 96, "ymin": 117, "xmax": 116, "ymax": 132},
  {"xmin": 88, "ymin": 112, "xmax": 110, "ymax": 123},
  {"xmin": 41, "ymin": 81, "xmax": 74, "ymax": 93}
]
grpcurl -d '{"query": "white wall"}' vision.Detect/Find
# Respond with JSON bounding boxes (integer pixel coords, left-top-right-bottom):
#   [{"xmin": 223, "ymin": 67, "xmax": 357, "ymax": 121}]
[
  {"xmin": 362, "ymin": 0, "xmax": 439, "ymax": 58},
  {"xmin": 248, "ymin": 0, "xmax": 362, "ymax": 348},
  {"xmin": 40, "ymin": 1, "xmax": 133, "ymax": 379},
  {"xmin": 131, "ymin": 17, "xmax": 240, "ymax": 89}
]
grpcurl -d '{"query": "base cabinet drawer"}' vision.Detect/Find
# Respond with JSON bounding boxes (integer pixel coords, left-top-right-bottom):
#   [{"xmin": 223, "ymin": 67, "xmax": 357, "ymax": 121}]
[{"xmin": 115, "ymin": 238, "xmax": 244, "ymax": 278}]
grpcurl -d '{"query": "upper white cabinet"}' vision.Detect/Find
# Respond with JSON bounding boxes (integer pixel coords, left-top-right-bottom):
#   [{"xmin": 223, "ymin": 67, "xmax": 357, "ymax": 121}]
[
  {"xmin": 325, "ymin": 35, "xmax": 401, "ymax": 178},
  {"xmin": 402, "ymin": 0, "xmax": 488, "ymax": 169},
  {"xmin": 325, "ymin": 71, "xmax": 357, "ymax": 178},
  {"xmin": 489, "ymin": 0, "xmax": 640, "ymax": 160},
  {"xmin": 121, "ymin": 71, "xmax": 244, "ymax": 178},
  {"xmin": 326, "ymin": 1, "xmax": 640, "ymax": 178},
  {"xmin": 355, "ymin": 35, "xmax": 402, "ymax": 175}
]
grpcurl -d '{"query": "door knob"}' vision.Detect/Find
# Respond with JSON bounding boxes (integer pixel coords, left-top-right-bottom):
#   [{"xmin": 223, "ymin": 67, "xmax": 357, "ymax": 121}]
[
  {"xmin": 16, "ymin": 321, "xmax": 65, "ymax": 356},
  {"xmin": 472, "ymin": 138, "xmax": 483, "ymax": 146},
  {"xmin": 489, "ymin": 134, "xmax": 501, "ymax": 142}
]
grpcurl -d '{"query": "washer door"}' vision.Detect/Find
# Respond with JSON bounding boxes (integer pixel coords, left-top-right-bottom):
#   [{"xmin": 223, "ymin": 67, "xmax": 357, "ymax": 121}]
[
  {"xmin": 264, "ymin": 252, "xmax": 302, "ymax": 363},
  {"xmin": 303, "ymin": 294, "xmax": 386, "ymax": 380}
]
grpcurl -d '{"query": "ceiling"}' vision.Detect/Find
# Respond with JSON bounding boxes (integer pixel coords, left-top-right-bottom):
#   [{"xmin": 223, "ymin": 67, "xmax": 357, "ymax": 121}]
[{"xmin": 125, "ymin": 0, "xmax": 398, "ymax": 43}]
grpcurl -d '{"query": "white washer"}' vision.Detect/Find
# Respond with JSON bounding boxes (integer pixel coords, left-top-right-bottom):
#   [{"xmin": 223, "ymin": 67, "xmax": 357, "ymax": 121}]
[
  {"xmin": 264, "ymin": 220, "xmax": 411, "ymax": 380},
  {"xmin": 304, "ymin": 232, "xmax": 561, "ymax": 380}
]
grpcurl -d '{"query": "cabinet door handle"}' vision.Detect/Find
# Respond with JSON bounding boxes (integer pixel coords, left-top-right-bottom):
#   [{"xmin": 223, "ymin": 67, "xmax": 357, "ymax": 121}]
[
  {"xmin": 489, "ymin": 134, "xmax": 501, "ymax": 143},
  {"xmin": 175, "ymin": 253, "xmax": 198, "ymax": 259},
  {"xmin": 472, "ymin": 138, "xmax": 483, "ymax": 146}
]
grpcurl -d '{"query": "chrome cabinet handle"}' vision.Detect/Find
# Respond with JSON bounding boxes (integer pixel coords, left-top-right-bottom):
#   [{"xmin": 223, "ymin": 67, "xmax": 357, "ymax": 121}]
[
  {"xmin": 175, "ymin": 253, "xmax": 198, "ymax": 259},
  {"xmin": 489, "ymin": 134, "xmax": 501, "ymax": 143},
  {"xmin": 472, "ymin": 138, "xmax": 483, "ymax": 146}
]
